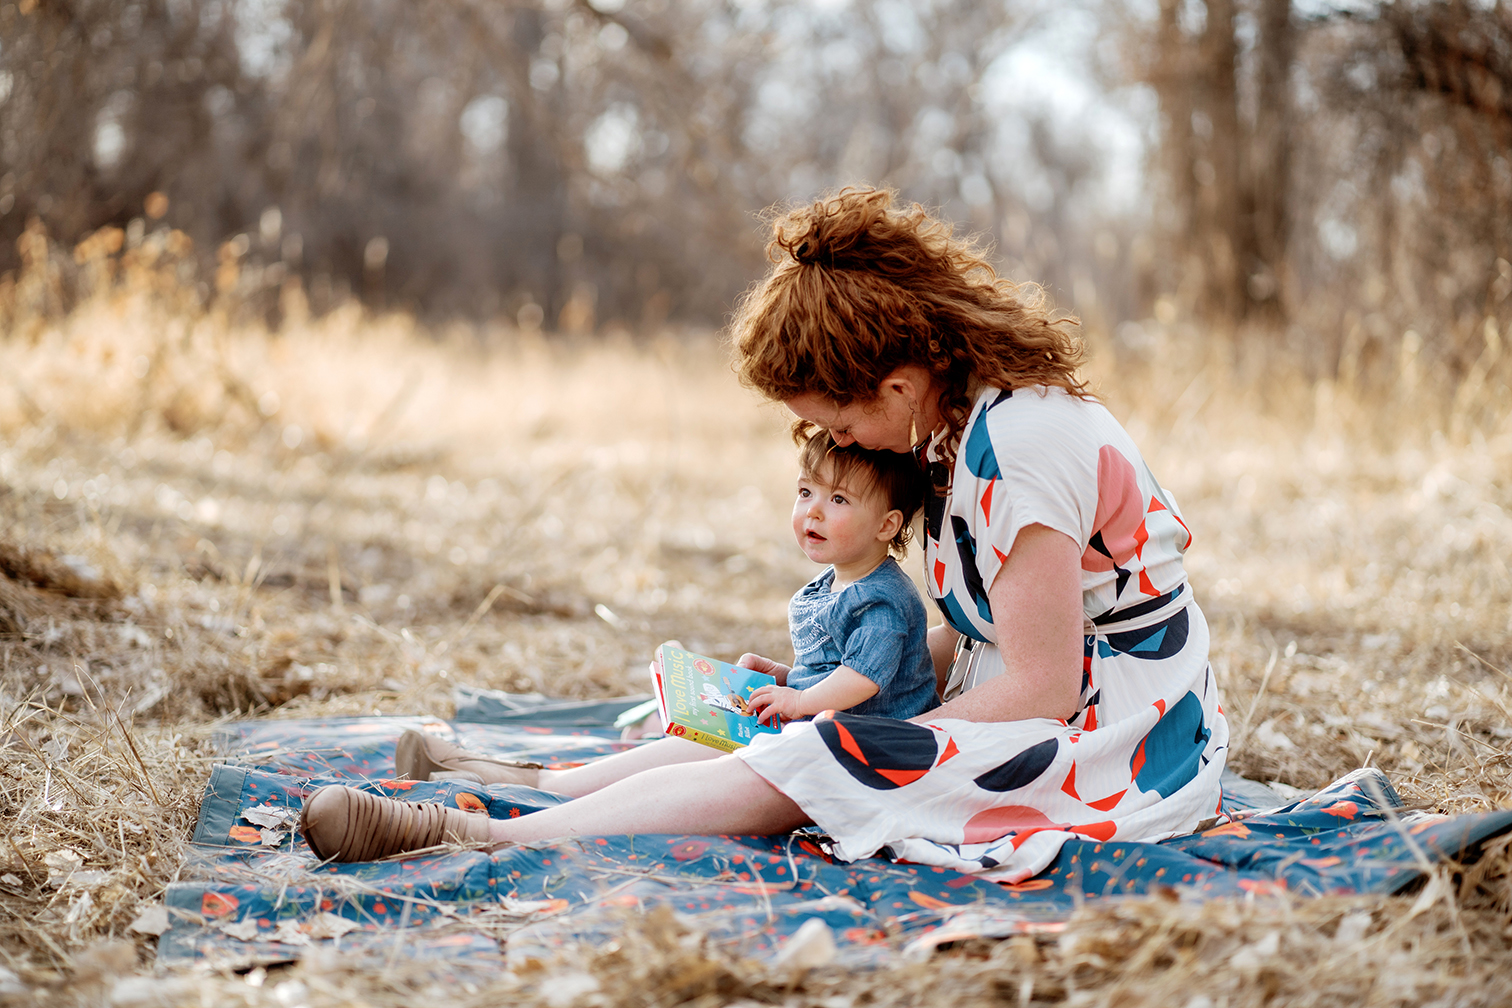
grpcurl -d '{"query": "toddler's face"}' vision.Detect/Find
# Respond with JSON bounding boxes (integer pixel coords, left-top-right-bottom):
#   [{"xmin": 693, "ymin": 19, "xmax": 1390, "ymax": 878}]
[{"xmin": 791, "ymin": 460, "xmax": 896, "ymax": 569}]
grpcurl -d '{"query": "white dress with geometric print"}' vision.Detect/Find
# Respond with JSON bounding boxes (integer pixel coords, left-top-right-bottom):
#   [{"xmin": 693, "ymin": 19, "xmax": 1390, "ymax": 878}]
[{"xmin": 737, "ymin": 386, "xmax": 1228, "ymax": 882}]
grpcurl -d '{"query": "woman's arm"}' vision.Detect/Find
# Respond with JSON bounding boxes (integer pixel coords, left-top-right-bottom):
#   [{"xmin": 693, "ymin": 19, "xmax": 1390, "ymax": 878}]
[
  {"xmin": 912, "ymin": 523, "xmax": 1083, "ymax": 724},
  {"xmin": 926, "ymin": 623, "xmax": 961, "ymax": 696}
]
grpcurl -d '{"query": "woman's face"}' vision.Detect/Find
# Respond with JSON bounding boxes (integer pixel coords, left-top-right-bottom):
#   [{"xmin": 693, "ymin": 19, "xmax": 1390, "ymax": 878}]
[{"xmin": 784, "ymin": 389, "xmax": 916, "ymax": 454}]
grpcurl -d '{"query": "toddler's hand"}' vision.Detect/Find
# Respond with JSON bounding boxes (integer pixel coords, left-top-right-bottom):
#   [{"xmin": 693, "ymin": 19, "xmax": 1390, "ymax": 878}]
[{"xmin": 747, "ymin": 684, "xmax": 806, "ymax": 724}]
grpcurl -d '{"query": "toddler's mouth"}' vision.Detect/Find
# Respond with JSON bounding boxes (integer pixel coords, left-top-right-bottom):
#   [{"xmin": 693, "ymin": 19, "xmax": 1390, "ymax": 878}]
[{"xmin": 804, "ymin": 530, "xmax": 827, "ymax": 542}]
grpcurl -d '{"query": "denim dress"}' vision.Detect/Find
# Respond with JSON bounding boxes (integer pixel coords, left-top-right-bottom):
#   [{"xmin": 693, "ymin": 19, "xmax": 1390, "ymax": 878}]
[{"xmin": 784, "ymin": 557, "xmax": 937, "ymax": 721}]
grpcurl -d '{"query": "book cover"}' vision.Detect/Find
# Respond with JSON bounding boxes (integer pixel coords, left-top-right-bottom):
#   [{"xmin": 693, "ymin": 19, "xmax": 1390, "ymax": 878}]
[{"xmin": 655, "ymin": 642, "xmax": 782, "ymax": 752}]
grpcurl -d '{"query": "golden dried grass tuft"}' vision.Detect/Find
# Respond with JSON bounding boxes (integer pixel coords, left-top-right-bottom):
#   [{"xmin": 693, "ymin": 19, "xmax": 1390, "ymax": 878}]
[{"xmin": 2, "ymin": 229, "xmax": 1512, "ymax": 1002}]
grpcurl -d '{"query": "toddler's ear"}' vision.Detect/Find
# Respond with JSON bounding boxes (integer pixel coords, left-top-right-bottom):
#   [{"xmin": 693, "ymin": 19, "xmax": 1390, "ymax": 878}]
[{"xmin": 875, "ymin": 508, "xmax": 905, "ymax": 542}]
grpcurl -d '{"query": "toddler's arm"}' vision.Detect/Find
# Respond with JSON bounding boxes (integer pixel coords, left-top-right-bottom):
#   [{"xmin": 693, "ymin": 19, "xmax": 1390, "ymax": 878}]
[{"xmin": 747, "ymin": 667, "xmax": 879, "ymax": 722}]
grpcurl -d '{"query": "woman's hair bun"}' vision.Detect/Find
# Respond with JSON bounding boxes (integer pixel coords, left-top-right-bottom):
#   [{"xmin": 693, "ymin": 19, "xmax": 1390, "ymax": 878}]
[
  {"xmin": 772, "ymin": 187, "xmax": 895, "ymax": 267},
  {"xmin": 784, "ymin": 228, "xmax": 831, "ymax": 267}
]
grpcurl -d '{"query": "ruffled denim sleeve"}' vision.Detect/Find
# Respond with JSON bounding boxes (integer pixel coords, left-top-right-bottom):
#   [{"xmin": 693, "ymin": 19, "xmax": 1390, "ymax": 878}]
[{"xmin": 823, "ymin": 572, "xmax": 913, "ymax": 689}]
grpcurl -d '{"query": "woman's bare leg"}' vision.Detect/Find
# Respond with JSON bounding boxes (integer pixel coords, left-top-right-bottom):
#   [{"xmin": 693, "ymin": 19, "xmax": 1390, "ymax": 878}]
[
  {"xmin": 536, "ymin": 736, "xmax": 720, "ymax": 797},
  {"xmin": 486, "ymin": 753, "xmax": 807, "ymax": 843}
]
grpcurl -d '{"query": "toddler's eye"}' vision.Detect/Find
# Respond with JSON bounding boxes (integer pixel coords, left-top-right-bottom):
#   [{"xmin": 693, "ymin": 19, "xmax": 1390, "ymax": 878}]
[{"xmin": 831, "ymin": 494, "xmax": 848, "ymax": 505}]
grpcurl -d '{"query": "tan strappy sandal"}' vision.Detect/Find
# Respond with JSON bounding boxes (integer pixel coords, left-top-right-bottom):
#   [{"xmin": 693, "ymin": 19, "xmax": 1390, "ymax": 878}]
[
  {"xmin": 393, "ymin": 730, "xmax": 543, "ymax": 787},
  {"xmin": 300, "ymin": 784, "xmax": 495, "ymax": 862}
]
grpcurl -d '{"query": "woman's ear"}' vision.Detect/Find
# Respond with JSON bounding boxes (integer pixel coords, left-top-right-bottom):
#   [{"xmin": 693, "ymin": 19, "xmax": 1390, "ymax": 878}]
[
  {"xmin": 878, "ymin": 371, "xmax": 917, "ymax": 402},
  {"xmin": 875, "ymin": 509, "xmax": 905, "ymax": 543},
  {"xmin": 877, "ymin": 366, "xmax": 933, "ymax": 415}
]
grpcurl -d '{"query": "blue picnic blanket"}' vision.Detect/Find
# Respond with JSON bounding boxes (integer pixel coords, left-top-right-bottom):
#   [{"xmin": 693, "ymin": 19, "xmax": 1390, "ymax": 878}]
[{"xmin": 160, "ymin": 691, "xmax": 1512, "ymax": 968}]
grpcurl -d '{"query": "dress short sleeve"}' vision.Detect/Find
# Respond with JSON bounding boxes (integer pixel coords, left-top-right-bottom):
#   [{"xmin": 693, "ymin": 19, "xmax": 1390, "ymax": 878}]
[{"xmin": 924, "ymin": 387, "xmax": 1194, "ymax": 642}]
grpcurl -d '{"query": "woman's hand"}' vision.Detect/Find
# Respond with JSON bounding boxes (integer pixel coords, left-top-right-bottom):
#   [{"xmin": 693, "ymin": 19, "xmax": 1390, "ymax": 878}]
[
  {"xmin": 914, "ymin": 523, "xmax": 1083, "ymax": 725},
  {"xmin": 737, "ymin": 653, "xmax": 791, "ymax": 686}
]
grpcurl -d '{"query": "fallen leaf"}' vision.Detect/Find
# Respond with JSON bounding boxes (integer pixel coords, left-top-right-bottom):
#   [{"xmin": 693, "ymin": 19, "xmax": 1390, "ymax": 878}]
[
  {"xmin": 42, "ymin": 848, "xmax": 83, "ymax": 874},
  {"xmin": 128, "ymin": 905, "xmax": 171, "ymax": 936},
  {"xmin": 64, "ymin": 890, "xmax": 94, "ymax": 924},
  {"xmin": 303, "ymin": 912, "xmax": 359, "ymax": 940},
  {"xmin": 269, "ymin": 920, "xmax": 312, "ymax": 946},
  {"xmin": 499, "ymin": 897, "xmax": 569, "ymax": 915},
  {"xmin": 773, "ymin": 917, "xmax": 837, "ymax": 971},
  {"xmin": 42, "ymin": 849, "xmax": 101, "ymax": 889},
  {"xmin": 218, "ymin": 920, "xmax": 261, "ymax": 941},
  {"xmin": 242, "ymin": 804, "xmax": 300, "ymax": 830},
  {"xmin": 61, "ymin": 870, "xmax": 110, "ymax": 889}
]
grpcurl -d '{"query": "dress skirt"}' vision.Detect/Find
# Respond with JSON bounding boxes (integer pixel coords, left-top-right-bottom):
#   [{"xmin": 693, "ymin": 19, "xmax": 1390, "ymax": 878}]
[{"xmin": 735, "ymin": 600, "xmax": 1228, "ymax": 882}]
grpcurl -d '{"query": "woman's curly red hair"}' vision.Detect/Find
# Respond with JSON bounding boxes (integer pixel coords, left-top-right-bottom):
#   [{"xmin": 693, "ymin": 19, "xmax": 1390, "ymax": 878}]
[{"xmin": 731, "ymin": 187, "xmax": 1089, "ymax": 446}]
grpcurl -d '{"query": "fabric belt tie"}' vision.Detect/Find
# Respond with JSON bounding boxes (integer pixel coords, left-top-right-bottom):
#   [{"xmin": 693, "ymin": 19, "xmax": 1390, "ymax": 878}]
[{"xmin": 943, "ymin": 583, "xmax": 1192, "ymax": 701}]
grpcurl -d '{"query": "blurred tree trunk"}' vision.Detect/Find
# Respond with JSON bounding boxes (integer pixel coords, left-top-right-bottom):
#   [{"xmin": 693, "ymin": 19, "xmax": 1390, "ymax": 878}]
[
  {"xmin": 1249, "ymin": 0, "xmax": 1294, "ymax": 319},
  {"xmin": 1144, "ymin": 0, "xmax": 1293, "ymax": 328},
  {"xmin": 1151, "ymin": 0, "xmax": 1196, "ymax": 290},
  {"xmin": 503, "ymin": 6, "xmax": 569, "ymax": 325},
  {"xmin": 1197, "ymin": 0, "xmax": 1248, "ymax": 325}
]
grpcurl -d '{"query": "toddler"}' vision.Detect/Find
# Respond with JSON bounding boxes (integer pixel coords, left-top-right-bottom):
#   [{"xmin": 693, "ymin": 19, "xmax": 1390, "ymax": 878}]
[
  {"xmin": 744, "ymin": 430, "xmax": 937, "ymax": 723},
  {"xmin": 392, "ymin": 432, "xmax": 937, "ymax": 788}
]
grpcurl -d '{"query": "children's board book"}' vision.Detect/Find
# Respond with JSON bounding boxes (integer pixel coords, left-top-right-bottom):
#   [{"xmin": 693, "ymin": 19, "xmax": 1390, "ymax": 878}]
[{"xmin": 653, "ymin": 643, "xmax": 782, "ymax": 752}]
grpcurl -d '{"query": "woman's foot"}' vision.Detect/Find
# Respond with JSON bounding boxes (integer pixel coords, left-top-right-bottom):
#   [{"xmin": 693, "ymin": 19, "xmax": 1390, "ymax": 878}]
[
  {"xmin": 300, "ymin": 784, "xmax": 496, "ymax": 862},
  {"xmin": 393, "ymin": 730, "xmax": 543, "ymax": 787}
]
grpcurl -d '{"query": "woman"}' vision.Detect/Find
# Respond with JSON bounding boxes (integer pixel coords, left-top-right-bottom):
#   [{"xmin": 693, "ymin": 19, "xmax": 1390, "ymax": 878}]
[{"xmin": 301, "ymin": 188, "xmax": 1228, "ymax": 882}]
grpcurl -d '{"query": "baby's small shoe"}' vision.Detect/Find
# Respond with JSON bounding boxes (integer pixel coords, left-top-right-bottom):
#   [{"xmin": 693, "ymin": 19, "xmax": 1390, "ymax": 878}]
[
  {"xmin": 394, "ymin": 730, "xmax": 542, "ymax": 787},
  {"xmin": 300, "ymin": 784, "xmax": 493, "ymax": 862}
]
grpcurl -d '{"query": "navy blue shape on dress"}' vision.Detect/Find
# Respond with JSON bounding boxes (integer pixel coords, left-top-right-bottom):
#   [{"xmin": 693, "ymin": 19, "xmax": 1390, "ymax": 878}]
[
  {"xmin": 973, "ymin": 737, "xmax": 1060, "ymax": 793},
  {"xmin": 1105, "ymin": 607, "xmax": 1189, "ymax": 661},
  {"xmin": 933, "ymin": 590, "xmax": 991, "ymax": 644},
  {"xmin": 1130, "ymin": 690, "xmax": 1210, "ymax": 798},
  {"xmin": 951, "ymin": 516, "xmax": 993, "ymax": 623},
  {"xmin": 815, "ymin": 712, "xmax": 941, "ymax": 791}
]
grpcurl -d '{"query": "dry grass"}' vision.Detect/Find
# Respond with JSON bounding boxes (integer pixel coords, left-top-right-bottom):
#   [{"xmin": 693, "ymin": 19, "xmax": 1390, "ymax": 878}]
[{"xmin": 3, "ymin": 232, "xmax": 1512, "ymax": 1004}]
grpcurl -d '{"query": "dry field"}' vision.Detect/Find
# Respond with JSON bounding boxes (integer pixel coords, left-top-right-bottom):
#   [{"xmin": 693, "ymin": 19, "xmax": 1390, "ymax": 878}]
[{"xmin": 2, "ymin": 237, "xmax": 1512, "ymax": 1006}]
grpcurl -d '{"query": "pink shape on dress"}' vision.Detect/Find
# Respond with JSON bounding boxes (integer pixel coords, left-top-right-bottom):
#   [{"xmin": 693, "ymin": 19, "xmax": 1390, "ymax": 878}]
[
  {"xmin": 1081, "ymin": 445, "xmax": 1145, "ymax": 572},
  {"xmin": 963, "ymin": 804, "xmax": 1057, "ymax": 843}
]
